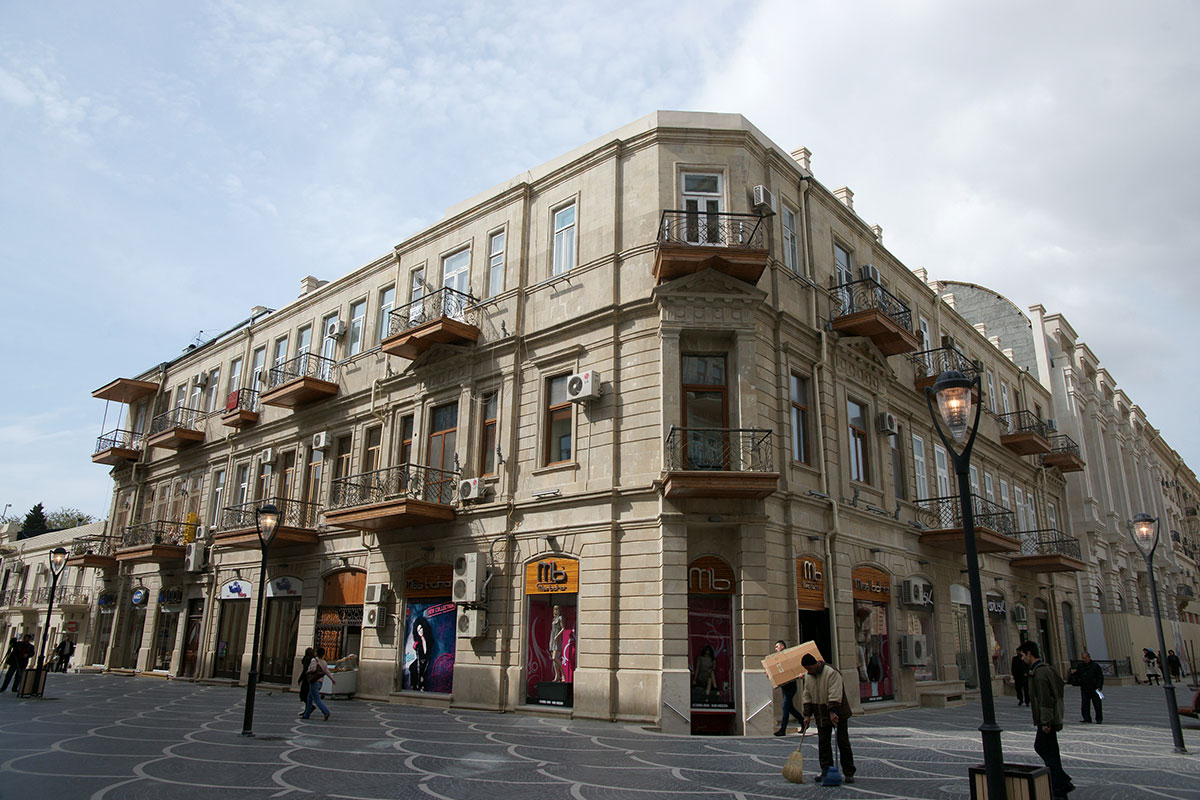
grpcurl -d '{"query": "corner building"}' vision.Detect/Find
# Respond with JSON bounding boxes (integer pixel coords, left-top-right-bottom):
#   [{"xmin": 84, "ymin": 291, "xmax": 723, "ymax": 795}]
[{"xmin": 84, "ymin": 112, "xmax": 1082, "ymax": 734}]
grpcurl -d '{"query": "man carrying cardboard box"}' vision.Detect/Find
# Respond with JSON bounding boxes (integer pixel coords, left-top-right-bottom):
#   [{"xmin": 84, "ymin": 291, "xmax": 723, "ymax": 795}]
[{"xmin": 774, "ymin": 640, "xmax": 805, "ymax": 736}]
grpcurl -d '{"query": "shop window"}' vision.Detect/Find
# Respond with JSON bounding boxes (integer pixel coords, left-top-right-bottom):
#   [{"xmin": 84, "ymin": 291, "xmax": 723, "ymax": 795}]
[
  {"xmin": 852, "ymin": 566, "xmax": 893, "ymax": 702},
  {"xmin": 316, "ymin": 570, "xmax": 365, "ymax": 663},
  {"xmin": 986, "ymin": 592, "xmax": 1009, "ymax": 675},
  {"xmin": 525, "ymin": 556, "xmax": 580, "ymax": 707},
  {"xmin": 401, "ymin": 564, "xmax": 456, "ymax": 694},
  {"xmin": 688, "ymin": 555, "xmax": 736, "ymax": 734}
]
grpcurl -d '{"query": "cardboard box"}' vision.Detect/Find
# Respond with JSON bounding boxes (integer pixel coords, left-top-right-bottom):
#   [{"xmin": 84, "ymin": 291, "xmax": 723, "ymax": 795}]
[{"xmin": 762, "ymin": 641, "xmax": 825, "ymax": 688}]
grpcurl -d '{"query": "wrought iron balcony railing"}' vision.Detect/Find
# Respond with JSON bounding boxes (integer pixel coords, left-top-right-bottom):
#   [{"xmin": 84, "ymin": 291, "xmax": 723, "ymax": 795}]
[
  {"xmin": 221, "ymin": 497, "xmax": 323, "ymax": 532},
  {"xmin": 267, "ymin": 353, "xmax": 339, "ymax": 389},
  {"xmin": 94, "ymin": 428, "xmax": 144, "ymax": 454},
  {"xmin": 1047, "ymin": 433, "xmax": 1081, "ymax": 456},
  {"xmin": 909, "ymin": 345, "xmax": 979, "ymax": 382},
  {"xmin": 387, "ymin": 286, "xmax": 479, "ymax": 339},
  {"xmin": 658, "ymin": 209, "xmax": 766, "ymax": 250},
  {"xmin": 914, "ymin": 494, "xmax": 1018, "ymax": 538},
  {"xmin": 1178, "ymin": 584, "xmax": 1195, "ymax": 599},
  {"xmin": 998, "ymin": 409, "xmax": 1050, "ymax": 439},
  {"xmin": 329, "ymin": 463, "xmax": 460, "ymax": 509},
  {"xmin": 1018, "ymin": 528, "xmax": 1082, "ymax": 558},
  {"xmin": 149, "ymin": 407, "xmax": 204, "ymax": 436},
  {"xmin": 32, "ymin": 586, "xmax": 89, "ymax": 605},
  {"xmin": 830, "ymin": 277, "xmax": 914, "ymax": 332},
  {"xmin": 121, "ymin": 519, "xmax": 191, "ymax": 549},
  {"xmin": 224, "ymin": 388, "xmax": 260, "ymax": 413},
  {"xmin": 70, "ymin": 535, "xmax": 115, "ymax": 557},
  {"xmin": 664, "ymin": 427, "xmax": 774, "ymax": 472},
  {"xmin": 1, "ymin": 590, "xmax": 30, "ymax": 608}
]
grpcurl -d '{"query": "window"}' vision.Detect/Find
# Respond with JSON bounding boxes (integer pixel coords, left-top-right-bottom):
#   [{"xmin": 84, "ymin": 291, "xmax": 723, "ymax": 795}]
[
  {"xmin": 250, "ymin": 347, "xmax": 266, "ymax": 399},
  {"xmin": 227, "ymin": 357, "xmax": 243, "ymax": 403},
  {"xmin": 408, "ymin": 268, "xmax": 425, "ymax": 322},
  {"xmin": 205, "ymin": 367, "xmax": 221, "ymax": 412},
  {"xmin": 782, "ymin": 206, "xmax": 799, "ymax": 274},
  {"xmin": 320, "ymin": 314, "xmax": 339, "ymax": 369},
  {"xmin": 986, "ymin": 371, "xmax": 997, "ymax": 412},
  {"xmin": 363, "ymin": 426, "xmax": 382, "ymax": 474},
  {"xmin": 847, "ymin": 399, "xmax": 870, "ymax": 483},
  {"xmin": 209, "ymin": 469, "xmax": 226, "ymax": 529},
  {"xmin": 545, "ymin": 375, "xmax": 573, "ymax": 464},
  {"xmin": 834, "ymin": 242, "xmax": 853, "ymax": 286},
  {"xmin": 984, "ymin": 472, "xmax": 995, "ymax": 503},
  {"xmin": 1026, "ymin": 491, "xmax": 1038, "ymax": 531},
  {"xmin": 348, "ymin": 300, "xmax": 367, "ymax": 356},
  {"xmin": 969, "ymin": 465, "xmax": 980, "ymax": 497},
  {"xmin": 919, "ymin": 316, "xmax": 933, "ymax": 371},
  {"xmin": 255, "ymin": 460, "xmax": 271, "ymax": 502},
  {"xmin": 681, "ymin": 172, "xmax": 722, "ymax": 244},
  {"xmin": 333, "ymin": 434, "xmax": 353, "ymax": 481},
  {"xmin": 912, "ymin": 434, "xmax": 928, "ymax": 500},
  {"xmin": 398, "ymin": 414, "xmax": 414, "ymax": 464},
  {"xmin": 890, "ymin": 430, "xmax": 906, "ymax": 501},
  {"xmin": 1000, "ymin": 381, "xmax": 1011, "ymax": 415},
  {"xmin": 488, "ymin": 231, "xmax": 506, "ymax": 297},
  {"xmin": 377, "ymin": 285, "xmax": 395, "ymax": 343},
  {"xmin": 442, "ymin": 248, "xmax": 470, "ymax": 296},
  {"xmin": 234, "ymin": 463, "xmax": 251, "ymax": 507},
  {"xmin": 427, "ymin": 404, "xmax": 459, "ymax": 503},
  {"xmin": 933, "ymin": 445, "xmax": 950, "ymax": 497},
  {"xmin": 1048, "ymin": 502, "xmax": 1058, "ymax": 532},
  {"xmin": 682, "ymin": 354, "xmax": 728, "ymax": 469},
  {"xmin": 272, "ymin": 337, "xmax": 289, "ymax": 370},
  {"xmin": 189, "ymin": 378, "xmax": 202, "ymax": 411},
  {"xmin": 552, "ymin": 203, "xmax": 576, "ymax": 275},
  {"xmin": 790, "ymin": 374, "xmax": 810, "ymax": 464},
  {"xmin": 296, "ymin": 325, "xmax": 312, "ymax": 357},
  {"xmin": 1000, "ymin": 479, "xmax": 1010, "ymax": 511},
  {"xmin": 279, "ymin": 451, "xmax": 297, "ymax": 502},
  {"xmin": 1014, "ymin": 486, "xmax": 1026, "ymax": 529},
  {"xmin": 305, "ymin": 448, "xmax": 324, "ymax": 507},
  {"xmin": 480, "ymin": 392, "xmax": 498, "ymax": 476}
]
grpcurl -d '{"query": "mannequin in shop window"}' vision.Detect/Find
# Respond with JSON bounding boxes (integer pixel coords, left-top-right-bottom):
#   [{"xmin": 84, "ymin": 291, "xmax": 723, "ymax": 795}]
[
  {"xmin": 550, "ymin": 605, "xmax": 566, "ymax": 682},
  {"xmin": 694, "ymin": 644, "xmax": 718, "ymax": 699}
]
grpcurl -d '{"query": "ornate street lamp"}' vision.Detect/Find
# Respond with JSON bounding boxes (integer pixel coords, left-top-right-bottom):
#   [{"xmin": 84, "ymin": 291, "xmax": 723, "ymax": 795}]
[
  {"xmin": 241, "ymin": 503, "xmax": 280, "ymax": 737},
  {"xmin": 1128, "ymin": 512, "xmax": 1188, "ymax": 753},
  {"xmin": 926, "ymin": 370, "xmax": 1006, "ymax": 800},
  {"xmin": 25, "ymin": 546, "xmax": 68, "ymax": 697}
]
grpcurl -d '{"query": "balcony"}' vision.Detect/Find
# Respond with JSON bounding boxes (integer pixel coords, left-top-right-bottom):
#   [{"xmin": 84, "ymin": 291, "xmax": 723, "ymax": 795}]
[
  {"xmin": 1, "ymin": 590, "xmax": 34, "ymax": 610},
  {"xmin": 65, "ymin": 534, "xmax": 118, "ymax": 571},
  {"xmin": 324, "ymin": 464, "xmax": 458, "ymax": 532},
  {"xmin": 260, "ymin": 354, "xmax": 339, "ymax": 409},
  {"xmin": 146, "ymin": 407, "xmax": 205, "ymax": 450},
  {"xmin": 661, "ymin": 427, "xmax": 778, "ymax": 499},
  {"xmin": 212, "ymin": 497, "xmax": 322, "ymax": 550},
  {"xmin": 93, "ymin": 428, "xmax": 143, "ymax": 466},
  {"xmin": 114, "ymin": 520, "xmax": 191, "ymax": 565},
  {"xmin": 909, "ymin": 345, "xmax": 980, "ymax": 395},
  {"xmin": 33, "ymin": 586, "xmax": 91, "ymax": 607},
  {"xmin": 92, "ymin": 377, "xmax": 159, "ymax": 404},
  {"xmin": 1011, "ymin": 529, "xmax": 1086, "ymax": 573},
  {"xmin": 1179, "ymin": 585, "xmax": 1195, "ymax": 600},
  {"xmin": 1041, "ymin": 434, "xmax": 1085, "ymax": 472},
  {"xmin": 914, "ymin": 494, "xmax": 1020, "ymax": 554},
  {"xmin": 829, "ymin": 278, "xmax": 921, "ymax": 355},
  {"xmin": 998, "ymin": 410, "xmax": 1052, "ymax": 456},
  {"xmin": 381, "ymin": 287, "xmax": 480, "ymax": 360},
  {"xmin": 220, "ymin": 388, "xmax": 260, "ymax": 429},
  {"xmin": 654, "ymin": 210, "xmax": 768, "ymax": 285}
]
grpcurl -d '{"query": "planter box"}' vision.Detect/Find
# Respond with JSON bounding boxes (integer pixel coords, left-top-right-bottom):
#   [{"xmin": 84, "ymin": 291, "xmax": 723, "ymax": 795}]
[{"xmin": 969, "ymin": 763, "xmax": 1051, "ymax": 800}]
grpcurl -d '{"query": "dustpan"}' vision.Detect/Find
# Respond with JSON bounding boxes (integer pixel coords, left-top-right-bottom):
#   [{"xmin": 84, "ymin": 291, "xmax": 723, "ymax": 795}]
[
  {"xmin": 820, "ymin": 737, "xmax": 844, "ymax": 787},
  {"xmin": 781, "ymin": 728, "xmax": 808, "ymax": 783}
]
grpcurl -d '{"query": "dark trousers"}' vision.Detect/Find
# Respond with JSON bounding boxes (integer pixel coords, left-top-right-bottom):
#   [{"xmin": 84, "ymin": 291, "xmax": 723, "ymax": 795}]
[
  {"xmin": 1, "ymin": 662, "xmax": 26, "ymax": 692},
  {"xmin": 1081, "ymin": 688, "xmax": 1102, "ymax": 722},
  {"xmin": 1014, "ymin": 678, "xmax": 1028, "ymax": 705},
  {"xmin": 817, "ymin": 718, "xmax": 855, "ymax": 777},
  {"xmin": 1034, "ymin": 727, "xmax": 1071, "ymax": 798},
  {"xmin": 778, "ymin": 689, "xmax": 803, "ymax": 732}
]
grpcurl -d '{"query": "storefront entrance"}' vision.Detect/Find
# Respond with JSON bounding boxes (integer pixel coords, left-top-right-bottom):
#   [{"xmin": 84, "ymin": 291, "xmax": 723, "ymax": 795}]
[
  {"xmin": 213, "ymin": 579, "xmax": 252, "ymax": 679},
  {"xmin": 118, "ymin": 587, "xmax": 150, "ymax": 670},
  {"xmin": 951, "ymin": 584, "xmax": 976, "ymax": 688},
  {"xmin": 525, "ymin": 557, "xmax": 579, "ymax": 707},
  {"xmin": 315, "ymin": 569, "xmax": 364, "ymax": 662},
  {"xmin": 179, "ymin": 598, "xmax": 203, "ymax": 678},
  {"xmin": 688, "ymin": 555, "xmax": 735, "ymax": 735},
  {"xmin": 93, "ymin": 592, "xmax": 117, "ymax": 666},
  {"xmin": 795, "ymin": 556, "xmax": 831, "ymax": 660}
]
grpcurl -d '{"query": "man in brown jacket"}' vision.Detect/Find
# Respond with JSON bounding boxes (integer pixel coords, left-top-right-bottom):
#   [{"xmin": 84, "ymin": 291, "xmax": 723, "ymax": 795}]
[
  {"xmin": 1019, "ymin": 641, "xmax": 1074, "ymax": 800},
  {"xmin": 800, "ymin": 653, "xmax": 856, "ymax": 784}
]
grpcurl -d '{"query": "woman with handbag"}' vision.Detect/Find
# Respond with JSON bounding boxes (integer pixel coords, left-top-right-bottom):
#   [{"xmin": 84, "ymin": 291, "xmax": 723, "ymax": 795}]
[{"xmin": 301, "ymin": 647, "xmax": 336, "ymax": 720}]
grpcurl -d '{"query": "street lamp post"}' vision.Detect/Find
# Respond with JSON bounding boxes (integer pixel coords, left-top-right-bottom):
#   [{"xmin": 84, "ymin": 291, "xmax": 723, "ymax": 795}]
[
  {"xmin": 28, "ymin": 546, "xmax": 68, "ymax": 697},
  {"xmin": 241, "ymin": 503, "xmax": 280, "ymax": 737},
  {"xmin": 1128, "ymin": 512, "xmax": 1188, "ymax": 753},
  {"xmin": 926, "ymin": 370, "xmax": 1006, "ymax": 800}
]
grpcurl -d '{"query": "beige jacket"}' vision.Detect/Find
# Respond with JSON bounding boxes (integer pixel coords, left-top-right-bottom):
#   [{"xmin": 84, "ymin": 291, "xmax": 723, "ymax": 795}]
[{"xmin": 800, "ymin": 663, "xmax": 851, "ymax": 725}]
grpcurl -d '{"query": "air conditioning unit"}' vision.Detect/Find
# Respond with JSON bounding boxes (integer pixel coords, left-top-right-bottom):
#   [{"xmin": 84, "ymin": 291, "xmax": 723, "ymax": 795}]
[
  {"xmin": 363, "ymin": 583, "xmax": 389, "ymax": 604},
  {"xmin": 859, "ymin": 264, "xmax": 882, "ymax": 284},
  {"xmin": 184, "ymin": 542, "xmax": 207, "ymax": 573},
  {"xmin": 1013, "ymin": 605, "xmax": 1028, "ymax": 624},
  {"xmin": 566, "ymin": 370, "xmax": 601, "ymax": 402},
  {"xmin": 457, "ymin": 606, "xmax": 486, "ymax": 638},
  {"xmin": 1046, "ymin": 418, "xmax": 1057, "ymax": 432},
  {"xmin": 902, "ymin": 578, "xmax": 932, "ymax": 606},
  {"xmin": 364, "ymin": 603, "xmax": 386, "ymax": 629},
  {"xmin": 194, "ymin": 372, "xmax": 210, "ymax": 387},
  {"xmin": 877, "ymin": 412, "xmax": 899, "ymax": 436},
  {"xmin": 312, "ymin": 431, "xmax": 330, "ymax": 451},
  {"xmin": 452, "ymin": 553, "xmax": 485, "ymax": 603},
  {"xmin": 325, "ymin": 319, "xmax": 346, "ymax": 339},
  {"xmin": 899, "ymin": 633, "xmax": 928, "ymax": 666},
  {"xmin": 459, "ymin": 478, "xmax": 482, "ymax": 501},
  {"xmin": 259, "ymin": 447, "xmax": 276, "ymax": 464},
  {"xmin": 751, "ymin": 184, "xmax": 777, "ymax": 214}
]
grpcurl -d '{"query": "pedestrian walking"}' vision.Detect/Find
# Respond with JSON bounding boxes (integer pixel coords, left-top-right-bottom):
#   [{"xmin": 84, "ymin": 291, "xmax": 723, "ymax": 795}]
[
  {"xmin": 300, "ymin": 647, "xmax": 335, "ymax": 721},
  {"xmin": 1143, "ymin": 648, "xmax": 1161, "ymax": 685},
  {"xmin": 1011, "ymin": 650, "xmax": 1029, "ymax": 706},
  {"xmin": 53, "ymin": 637, "xmax": 74, "ymax": 673},
  {"xmin": 1069, "ymin": 650, "xmax": 1104, "ymax": 723},
  {"xmin": 297, "ymin": 647, "xmax": 315, "ymax": 714},
  {"xmin": 799, "ymin": 653, "xmax": 856, "ymax": 784},
  {"xmin": 773, "ymin": 640, "xmax": 804, "ymax": 736},
  {"xmin": 1166, "ymin": 650, "xmax": 1183, "ymax": 683},
  {"xmin": 1019, "ymin": 641, "xmax": 1073, "ymax": 800},
  {"xmin": 1, "ymin": 634, "xmax": 35, "ymax": 692}
]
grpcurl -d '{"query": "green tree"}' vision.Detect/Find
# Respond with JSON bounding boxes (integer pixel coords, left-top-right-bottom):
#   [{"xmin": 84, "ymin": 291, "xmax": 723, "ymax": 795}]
[
  {"xmin": 46, "ymin": 507, "xmax": 96, "ymax": 531},
  {"xmin": 18, "ymin": 503, "xmax": 48, "ymax": 539}
]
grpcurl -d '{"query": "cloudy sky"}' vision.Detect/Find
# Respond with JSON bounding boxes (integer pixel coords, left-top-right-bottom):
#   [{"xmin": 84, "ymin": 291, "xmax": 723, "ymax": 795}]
[{"xmin": 2, "ymin": 0, "xmax": 1197, "ymax": 521}]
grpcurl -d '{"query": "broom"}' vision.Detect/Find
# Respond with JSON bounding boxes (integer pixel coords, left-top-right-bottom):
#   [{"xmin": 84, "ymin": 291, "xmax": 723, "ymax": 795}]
[{"xmin": 781, "ymin": 727, "xmax": 808, "ymax": 783}]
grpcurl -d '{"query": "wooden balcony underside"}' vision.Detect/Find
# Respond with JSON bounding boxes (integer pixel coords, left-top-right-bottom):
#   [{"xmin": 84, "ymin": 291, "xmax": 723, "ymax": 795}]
[
  {"xmin": 93, "ymin": 378, "xmax": 159, "ymax": 404},
  {"xmin": 65, "ymin": 554, "xmax": 117, "ymax": 570},
  {"xmin": 1011, "ymin": 553, "xmax": 1086, "ymax": 573},
  {"xmin": 1001, "ymin": 431, "xmax": 1052, "ymax": 456},
  {"xmin": 918, "ymin": 527, "xmax": 1021, "ymax": 554},
  {"xmin": 221, "ymin": 409, "xmax": 260, "ymax": 428},
  {"xmin": 661, "ymin": 471, "xmax": 780, "ymax": 499},
  {"xmin": 92, "ymin": 446, "xmax": 140, "ymax": 466},
  {"xmin": 259, "ymin": 377, "xmax": 338, "ymax": 409},
  {"xmin": 654, "ymin": 244, "xmax": 769, "ymax": 285},
  {"xmin": 381, "ymin": 318, "xmax": 480, "ymax": 360},
  {"xmin": 324, "ymin": 499, "xmax": 455, "ymax": 531},
  {"xmin": 114, "ymin": 544, "xmax": 186, "ymax": 565},
  {"xmin": 1042, "ymin": 452, "xmax": 1085, "ymax": 472},
  {"xmin": 146, "ymin": 428, "xmax": 204, "ymax": 450},
  {"xmin": 831, "ymin": 310, "xmax": 921, "ymax": 355},
  {"xmin": 211, "ymin": 526, "xmax": 319, "ymax": 550}
]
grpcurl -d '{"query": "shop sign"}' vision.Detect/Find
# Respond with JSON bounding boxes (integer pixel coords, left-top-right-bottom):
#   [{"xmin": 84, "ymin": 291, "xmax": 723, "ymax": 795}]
[
  {"xmin": 688, "ymin": 555, "xmax": 736, "ymax": 595},
  {"xmin": 526, "ymin": 557, "xmax": 579, "ymax": 595},
  {"xmin": 796, "ymin": 556, "xmax": 826, "ymax": 610},
  {"xmin": 986, "ymin": 594, "xmax": 1007, "ymax": 617},
  {"xmin": 130, "ymin": 587, "xmax": 149, "ymax": 606},
  {"xmin": 267, "ymin": 576, "xmax": 303, "ymax": 598},
  {"xmin": 404, "ymin": 564, "xmax": 453, "ymax": 599},
  {"xmin": 851, "ymin": 566, "xmax": 891, "ymax": 603},
  {"xmin": 97, "ymin": 592, "xmax": 117, "ymax": 608},
  {"xmin": 157, "ymin": 587, "xmax": 183, "ymax": 605},
  {"xmin": 65, "ymin": 621, "xmax": 79, "ymax": 633},
  {"xmin": 219, "ymin": 579, "xmax": 251, "ymax": 600}
]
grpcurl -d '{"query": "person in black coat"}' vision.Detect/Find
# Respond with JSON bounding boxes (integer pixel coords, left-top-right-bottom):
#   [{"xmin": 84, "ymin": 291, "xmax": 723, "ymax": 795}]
[
  {"xmin": 297, "ymin": 647, "xmax": 315, "ymax": 713},
  {"xmin": 1069, "ymin": 650, "xmax": 1104, "ymax": 723},
  {"xmin": 1011, "ymin": 650, "xmax": 1029, "ymax": 706},
  {"xmin": 1, "ymin": 634, "xmax": 35, "ymax": 692},
  {"xmin": 773, "ymin": 640, "xmax": 805, "ymax": 736}
]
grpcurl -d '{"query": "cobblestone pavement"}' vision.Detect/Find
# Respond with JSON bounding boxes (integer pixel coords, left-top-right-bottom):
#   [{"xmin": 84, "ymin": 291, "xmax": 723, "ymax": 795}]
[{"xmin": 0, "ymin": 675, "xmax": 1196, "ymax": 799}]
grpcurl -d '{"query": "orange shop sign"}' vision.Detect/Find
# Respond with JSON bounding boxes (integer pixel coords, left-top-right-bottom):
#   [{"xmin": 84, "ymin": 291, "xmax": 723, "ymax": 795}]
[
  {"xmin": 525, "ymin": 557, "xmax": 579, "ymax": 595},
  {"xmin": 851, "ymin": 566, "xmax": 891, "ymax": 603},
  {"xmin": 796, "ymin": 556, "xmax": 825, "ymax": 610},
  {"xmin": 688, "ymin": 555, "xmax": 736, "ymax": 595}
]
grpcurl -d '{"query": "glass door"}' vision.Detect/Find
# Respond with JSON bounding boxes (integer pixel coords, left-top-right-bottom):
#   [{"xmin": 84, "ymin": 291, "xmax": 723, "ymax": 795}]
[
  {"xmin": 180, "ymin": 599, "xmax": 203, "ymax": 678},
  {"xmin": 260, "ymin": 597, "xmax": 301, "ymax": 684},
  {"xmin": 426, "ymin": 403, "xmax": 458, "ymax": 503},
  {"xmin": 152, "ymin": 610, "xmax": 179, "ymax": 671},
  {"xmin": 442, "ymin": 250, "xmax": 470, "ymax": 319},
  {"xmin": 681, "ymin": 173, "xmax": 722, "ymax": 245},
  {"xmin": 212, "ymin": 599, "xmax": 249, "ymax": 679},
  {"xmin": 681, "ymin": 354, "xmax": 728, "ymax": 470}
]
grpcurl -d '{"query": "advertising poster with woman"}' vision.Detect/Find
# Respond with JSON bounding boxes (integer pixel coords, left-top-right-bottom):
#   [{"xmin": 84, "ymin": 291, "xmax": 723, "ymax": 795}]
[{"xmin": 402, "ymin": 600, "xmax": 457, "ymax": 692}]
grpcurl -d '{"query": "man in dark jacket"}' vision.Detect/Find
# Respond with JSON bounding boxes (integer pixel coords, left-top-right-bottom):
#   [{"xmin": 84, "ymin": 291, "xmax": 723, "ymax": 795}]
[
  {"xmin": 1019, "ymin": 641, "xmax": 1073, "ymax": 800},
  {"xmin": 800, "ymin": 653, "xmax": 856, "ymax": 784},
  {"xmin": 0, "ymin": 634, "xmax": 35, "ymax": 692},
  {"xmin": 1070, "ymin": 650, "xmax": 1104, "ymax": 723},
  {"xmin": 773, "ymin": 640, "xmax": 804, "ymax": 736},
  {"xmin": 1011, "ymin": 650, "xmax": 1029, "ymax": 706},
  {"xmin": 1166, "ymin": 650, "xmax": 1183, "ymax": 682}
]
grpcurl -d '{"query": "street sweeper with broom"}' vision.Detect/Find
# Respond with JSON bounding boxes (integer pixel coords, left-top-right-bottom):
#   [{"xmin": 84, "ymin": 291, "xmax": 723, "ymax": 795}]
[{"xmin": 800, "ymin": 653, "xmax": 857, "ymax": 785}]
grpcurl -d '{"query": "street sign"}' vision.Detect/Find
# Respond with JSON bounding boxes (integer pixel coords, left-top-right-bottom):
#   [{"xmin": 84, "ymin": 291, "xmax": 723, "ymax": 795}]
[{"xmin": 65, "ymin": 621, "xmax": 78, "ymax": 633}]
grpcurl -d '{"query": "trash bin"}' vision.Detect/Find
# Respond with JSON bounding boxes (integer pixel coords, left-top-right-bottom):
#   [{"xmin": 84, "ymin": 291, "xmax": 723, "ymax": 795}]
[{"xmin": 969, "ymin": 763, "xmax": 1051, "ymax": 800}]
